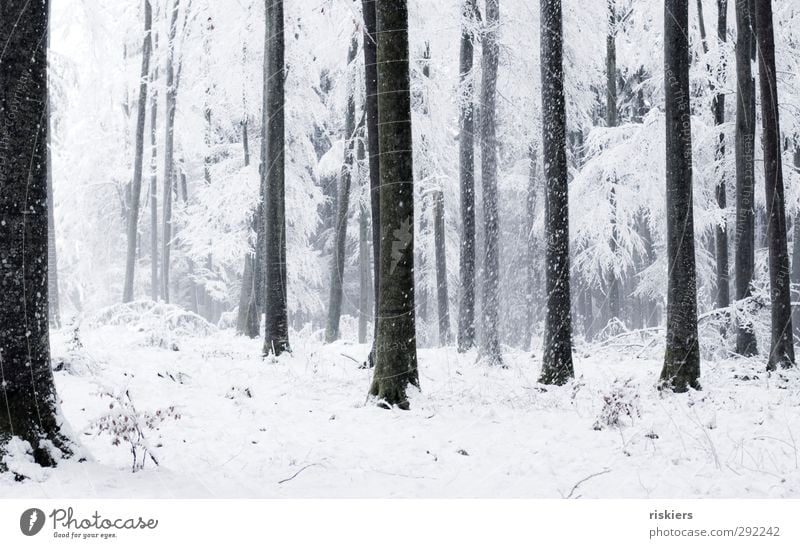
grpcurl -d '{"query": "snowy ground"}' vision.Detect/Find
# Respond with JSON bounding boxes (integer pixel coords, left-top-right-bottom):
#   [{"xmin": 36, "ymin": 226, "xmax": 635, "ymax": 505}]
[{"xmin": 3, "ymin": 312, "xmax": 800, "ymax": 498}]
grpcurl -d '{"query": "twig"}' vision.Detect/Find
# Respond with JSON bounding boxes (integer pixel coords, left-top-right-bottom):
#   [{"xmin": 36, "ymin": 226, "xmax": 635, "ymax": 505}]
[
  {"xmin": 277, "ymin": 463, "xmax": 320, "ymax": 485},
  {"xmin": 565, "ymin": 468, "xmax": 611, "ymax": 499}
]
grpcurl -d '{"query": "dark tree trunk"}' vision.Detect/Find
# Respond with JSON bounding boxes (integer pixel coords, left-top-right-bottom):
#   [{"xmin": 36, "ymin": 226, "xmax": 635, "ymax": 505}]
[
  {"xmin": 792, "ymin": 147, "xmax": 800, "ymax": 338},
  {"xmin": 0, "ymin": 0, "xmax": 73, "ymax": 469},
  {"xmin": 262, "ymin": 0, "xmax": 290, "ymax": 356},
  {"xmin": 325, "ymin": 36, "xmax": 359, "ymax": 343},
  {"xmin": 714, "ymin": 0, "xmax": 730, "ymax": 309},
  {"xmin": 433, "ymin": 189, "xmax": 452, "ymax": 345},
  {"xmin": 660, "ymin": 0, "xmax": 701, "ymax": 392},
  {"xmin": 754, "ymin": 0, "xmax": 795, "ymax": 370},
  {"xmin": 734, "ymin": 0, "xmax": 758, "ymax": 356},
  {"xmin": 362, "ymin": 0, "xmax": 381, "ymax": 366},
  {"xmin": 457, "ymin": 0, "xmax": 478, "ymax": 353},
  {"xmin": 237, "ymin": 116, "xmax": 260, "ymax": 338},
  {"xmin": 480, "ymin": 0, "xmax": 503, "ymax": 366},
  {"xmin": 368, "ymin": 0, "xmax": 419, "ymax": 409},
  {"xmin": 123, "ymin": 0, "xmax": 153, "ymax": 303},
  {"xmin": 161, "ymin": 0, "xmax": 180, "ymax": 304},
  {"xmin": 539, "ymin": 0, "xmax": 574, "ymax": 385},
  {"xmin": 606, "ymin": 0, "xmax": 621, "ymax": 322}
]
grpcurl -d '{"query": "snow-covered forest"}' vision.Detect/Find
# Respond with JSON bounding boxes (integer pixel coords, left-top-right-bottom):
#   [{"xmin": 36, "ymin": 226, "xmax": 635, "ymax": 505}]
[{"xmin": 2, "ymin": 0, "xmax": 800, "ymax": 498}]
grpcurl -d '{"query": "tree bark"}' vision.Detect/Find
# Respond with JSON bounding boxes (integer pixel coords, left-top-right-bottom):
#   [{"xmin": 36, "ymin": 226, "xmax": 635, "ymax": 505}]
[
  {"xmin": 0, "ymin": 0, "xmax": 73, "ymax": 469},
  {"xmin": 714, "ymin": 0, "xmax": 730, "ymax": 309},
  {"xmin": 734, "ymin": 0, "xmax": 758, "ymax": 356},
  {"xmin": 361, "ymin": 0, "xmax": 381, "ymax": 367},
  {"xmin": 325, "ymin": 36, "xmax": 359, "ymax": 343},
  {"xmin": 480, "ymin": 0, "xmax": 503, "ymax": 366},
  {"xmin": 754, "ymin": 0, "xmax": 795, "ymax": 370},
  {"xmin": 539, "ymin": 0, "xmax": 574, "ymax": 384},
  {"xmin": 262, "ymin": 0, "xmax": 290, "ymax": 356},
  {"xmin": 525, "ymin": 143, "xmax": 540, "ymax": 350},
  {"xmin": 792, "ymin": 146, "xmax": 800, "ymax": 338},
  {"xmin": 433, "ymin": 189, "xmax": 452, "ymax": 345},
  {"xmin": 368, "ymin": 0, "xmax": 419, "ymax": 409},
  {"xmin": 149, "ymin": 27, "xmax": 159, "ymax": 302},
  {"xmin": 660, "ymin": 0, "xmax": 701, "ymax": 392},
  {"xmin": 457, "ymin": 0, "xmax": 478, "ymax": 352},
  {"xmin": 123, "ymin": 0, "xmax": 153, "ymax": 303}
]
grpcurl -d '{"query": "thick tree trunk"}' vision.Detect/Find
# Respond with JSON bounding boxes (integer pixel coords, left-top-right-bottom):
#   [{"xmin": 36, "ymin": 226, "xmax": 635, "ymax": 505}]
[
  {"xmin": 161, "ymin": 0, "xmax": 180, "ymax": 304},
  {"xmin": 362, "ymin": 0, "xmax": 381, "ymax": 366},
  {"xmin": 457, "ymin": 0, "xmax": 478, "ymax": 353},
  {"xmin": 325, "ymin": 36, "xmax": 359, "ymax": 343},
  {"xmin": 754, "ymin": 0, "xmax": 795, "ymax": 370},
  {"xmin": 480, "ymin": 0, "xmax": 503, "ymax": 366},
  {"xmin": 123, "ymin": 0, "xmax": 153, "ymax": 303},
  {"xmin": 262, "ymin": 0, "xmax": 290, "ymax": 356},
  {"xmin": 0, "ymin": 0, "xmax": 73, "ymax": 469},
  {"xmin": 734, "ymin": 0, "xmax": 758, "ymax": 356},
  {"xmin": 660, "ymin": 0, "xmax": 701, "ymax": 392},
  {"xmin": 539, "ymin": 0, "xmax": 574, "ymax": 385},
  {"xmin": 369, "ymin": 0, "xmax": 419, "ymax": 408}
]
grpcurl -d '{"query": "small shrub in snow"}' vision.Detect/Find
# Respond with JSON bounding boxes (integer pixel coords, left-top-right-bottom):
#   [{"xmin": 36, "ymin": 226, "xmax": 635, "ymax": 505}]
[
  {"xmin": 88, "ymin": 389, "xmax": 180, "ymax": 473},
  {"xmin": 593, "ymin": 378, "xmax": 641, "ymax": 430}
]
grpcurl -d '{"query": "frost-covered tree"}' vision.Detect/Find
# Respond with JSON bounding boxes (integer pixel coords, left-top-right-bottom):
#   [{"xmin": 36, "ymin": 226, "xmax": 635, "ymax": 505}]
[{"xmin": 0, "ymin": 0, "xmax": 73, "ymax": 469}]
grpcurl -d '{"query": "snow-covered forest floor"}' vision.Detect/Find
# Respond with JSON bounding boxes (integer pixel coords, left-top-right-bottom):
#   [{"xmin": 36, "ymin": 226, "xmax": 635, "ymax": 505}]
[{"xmin": 3, "ymin": 305, "xmax": 800, "ymax": 498}]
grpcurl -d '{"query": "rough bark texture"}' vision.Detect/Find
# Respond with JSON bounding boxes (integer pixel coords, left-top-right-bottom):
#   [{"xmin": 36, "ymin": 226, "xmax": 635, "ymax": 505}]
[
  {"xmin": 262, "ymin": 0, "xmax": 290, "ymax": 357},
  {"xmin": 368, "ymin": 0, "xmax": 419, "ymax": 409},
  {"xmin": 362, "ymin": 0, "xmax": 381, "ymax": 366},
  {"xmin": 325, "ymin": 36, "xmax": 359, "ymax": 344},
  {"xmin": 0, "ymin": 0, "xmax": 73, "ymax": 469},
  {"xmin": 539, "ymin": 0, "xmax": 574, "ymax": 385},
  {"xmin": 734, "ymin": 0, "xmax": 758, "ymax": 356},
  {"xmin": 480, "ymin": 0, "xmax": 503, "ymax": 366},
  {"xmin": 161, "ymin": 0, "xmax": 180, "ymax": 304},
  {"xmin": 123, "ymin": 0, "xmax": 153, "ymax": 303},
  {"xmin": 457, "ymin": 0, "xmax": 477, "ymax": 353},
  {"xmin": 754, "ymin": 0, "xmax": 795, "ymax": 370},
  {"xmin": 660, "ymin": 0, "xmax": 701, "ymax": 392}
]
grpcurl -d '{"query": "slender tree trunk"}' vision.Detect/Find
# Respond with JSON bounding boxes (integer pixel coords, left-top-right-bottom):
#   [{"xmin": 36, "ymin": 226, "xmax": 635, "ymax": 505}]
[
  {"xmin": 362, "ymin": 0, "xmax": 381, "ymax": 366},
  {"xmin": 358, "ymin": 136, "xmax": 372, "ymax": 344},
  {"xmin": 123, "ymin": 0, "xmax": 153, "ymax": 303},
  {"xmin": 754, "ymin": 0, "xmax": 795, "ymax": 370},
  {"xmin": 792, "ymin": 146, "xmax": 800, "ymax": 338},
  {"xmin": 161, "ymin": 0, "xmax": 180, "ymax": 304},
  {"xmin": 606, "ymin": 0, "xmax": 621, "ymax": 322},
  {"xmin": 539, "ymin": 0, "xmax": 574, "ymax": 384},
  {"xmin": 262, "ymin": 0, "xmax": 290, "ymax": 356},
  {"xmin": 661, "ymin": 0, "xmax": 701, "ymax": 392},
  {"xmin": 734, "ymin": 0, "xmax": 758, "ymax": 356},
  {"xmin": 433, "ymin": 189, "xmax": 452, "ymax": 345},
  {"xmin": 480, "ymin": 0, "xmax": 503, "ymax": 366},
  {"xmin": 149, "ymin": 30, "xmax": 159, "ymax": 302},
  {"xmin": 525, "ymin": 144, "xmax": 539, "ymax": 350},
  {"xmin": 0, "ymin": 0, "xmax": 73, "ymax": 469},
  {"xmin": 369, "ymin": 0, "xmax": 418, "ymax": 409},
  {"xmin": 714, "ymin": 1, "xmax": 730, "ymax": 309},
  {"xmin": 237, "ymin": 117, "xmax": 260, "ymax": 338},
  {"xmin": 457, "ymin": 0, "xmax": 478, "ymax": 352},
  {"xmin": 325, "ymin": 36, "xmax": 359, "ymax": 343}
]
